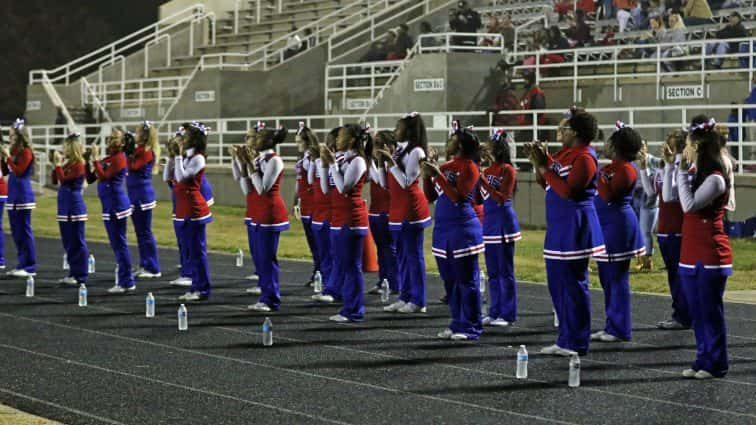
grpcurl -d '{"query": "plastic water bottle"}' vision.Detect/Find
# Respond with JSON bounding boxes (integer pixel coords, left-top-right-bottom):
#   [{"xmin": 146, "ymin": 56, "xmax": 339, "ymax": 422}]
[
  {"xmin": 63, "ymin": 253, "xmax": 69, "ymax": 270},
  {"xmin": 145, "ymin": 292, "xmax": 156, "ymax": 318},
  {"xmin": 480, "ymin": 271, "xmax": 487, "ymax": 304},
  {"xmin": 78, "ymin": 284, "xmax": 88, "ymax": 307},
  {"xmin": 235, "ymin": 248, "xmax": 244, "ymax": 267},
  {"xmin": 114, "ymin": 265, "xmax": 119, "ymax": 286},
  {"xmin": 553, "ymin": 308, "xmax": 560, "ymax": 328},
  {"xmin": 25, "ymin": 275, "xmax": 34, "ymax": 297},
  {"xmin": 262, "ymin": 317, "xmax": 273, "ymax": 346},
  {"xmin": 178, "ymin": 304, "xmax": 188, "ymax": 331},
  {"xmin": 568, "ymin": 354, "xmax": 581, "ymax": 387},
  {"xmin": 313, "ymin": 271, "xmax": 322, "ymax": 293},
  {"xmin": 380, "ymin": 278, "xmax": 390, "ymax": 304},
  {"xmin": 88, "ymin": 254, "xmax": 96, "ymax": 273},
  {"xmin": 516, "ymin": 345, "xmax": 528, "ymax": 379}
]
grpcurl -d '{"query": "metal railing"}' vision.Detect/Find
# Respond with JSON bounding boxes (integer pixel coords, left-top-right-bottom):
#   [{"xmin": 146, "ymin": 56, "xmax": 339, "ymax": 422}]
[
  {"xmin": 512, "ymin": 14, "xmax": 549, "ymax": 55},
  {"xmin": 86, "ymin": 77, "xmax": 190, "ymax": 108},
  {"xmin": 325, "ymin": 60, "xmax": 405, "ymax": 111},
  {"xmin": 19, "ymin": 105, "xmax": 756, "ymax": 176}
]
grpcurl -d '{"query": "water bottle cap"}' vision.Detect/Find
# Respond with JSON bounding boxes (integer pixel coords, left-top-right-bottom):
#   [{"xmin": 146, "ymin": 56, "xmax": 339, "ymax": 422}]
[
  {"xmin": 148, "ymin": 292, "xmax": 153, "ymax": 296},
  {"xmin": 520, "ymin": 345, "xmax": 526, "ymax": 348}
]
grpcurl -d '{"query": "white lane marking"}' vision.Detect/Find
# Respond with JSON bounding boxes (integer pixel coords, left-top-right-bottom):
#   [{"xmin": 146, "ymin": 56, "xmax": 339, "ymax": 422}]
[
  {"xmin": 0, "ymin": 343, "xmax": 352, "ymax": 425},
  {"xmin": 0, "ymin": 386, "xmax": 126, "ymax": 425}
]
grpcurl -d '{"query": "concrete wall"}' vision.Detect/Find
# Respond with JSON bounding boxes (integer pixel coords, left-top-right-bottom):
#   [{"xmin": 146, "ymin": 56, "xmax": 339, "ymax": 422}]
[{"xmin": 160, "ymin": 0, "xmax": 236, "ymax": 21}]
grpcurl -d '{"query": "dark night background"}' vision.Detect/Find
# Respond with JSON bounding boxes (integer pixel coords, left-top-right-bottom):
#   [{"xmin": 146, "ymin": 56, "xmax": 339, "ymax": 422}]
[{"xmin": 0, "ymin": 0, "xmax": 169, "ymax": 123}]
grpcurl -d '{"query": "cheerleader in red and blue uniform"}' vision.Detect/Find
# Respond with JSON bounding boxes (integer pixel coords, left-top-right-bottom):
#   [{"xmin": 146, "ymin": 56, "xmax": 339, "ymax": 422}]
[
  {"xmin": 638, "ymin": 130, "xmax": 691, "ymax": 330},
  {"xmin": 527, "ymin": 109, "xmax": 605, "ymax": 356},
  {"xmin": 422, "ymin": 126, "xmax": 484, "ymax": 340},
  {"xmin": 0, "ymin": 128, "xmax": 12, "ymax": 270},
  {"xmin": 376, "ymin": 113, "xmax": 431, "ymax": 314},
  {"xmin": 366, "ymin": 130, "xmax": 398, "ymax": 295},
  {"xmin": 51, "ymin": 133, "xmax": 89, "ymax": 285},
  {"xmin": 245, "ymin": 126, "xmax": 289, "ymax": 312},
  {"xmin": 128, "ymin": 121, "xmax": 161, "ymax": 279},
  {"xmin": 87, "ymin": 129, "xmax": 135, "ymax": 293},
  {"xmin": 294, "ymin": 122, "xmax": 320, "ymax": 286},
  {"xmin": 479, "ymin": 128, "xmax": 521, "ymax": 327},
  {"xmin": 321, "ymin": 124, "xmax": 370, "ymax": 322},
  {"xmin": 676, "ymin": 116, "xmax": 733, "ymax": 380},
  {"xmin": 591, "ymin": 122, "xmax": 646, "ymax": 343},
  {"xmin": 3, "ymin": 119, "xmax": 36, "ymax": 278}
]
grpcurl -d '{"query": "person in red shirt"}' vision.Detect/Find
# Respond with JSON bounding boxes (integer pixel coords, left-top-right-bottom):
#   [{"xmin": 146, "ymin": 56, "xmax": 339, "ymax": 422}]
[{"xmin": 676, "ymin": 116, "xmax": 733, "ymax": 379}]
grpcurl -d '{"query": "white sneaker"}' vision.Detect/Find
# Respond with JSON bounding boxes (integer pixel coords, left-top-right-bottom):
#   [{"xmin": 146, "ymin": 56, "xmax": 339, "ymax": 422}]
[
  {"xmin": 591, "ymin": 331, "xmax": 606, "ymax": 341},
  {"xmin": 540, "ymin": 344, "xmax": 577, "ymax": 357},
  {"xmin": 7, "ymin": 269, "xmax": 35, "ymax": 278},
  {"xmin": 383, "ymin": 300, "xmax": 406, "ymax": 312},
  {"xmin": 489, "ymin": 318, "xmax": 510, "ymax": 327},
  {"xmin": 248, "ymin": 302, "xmax": 271, "ymax": 312},
  {"xmin": 246, "ymin": 274, "xmax": 259, "ymax": 281},
  {"xmin": 0, "ymin": 265, "xmax": 5, "ymax": 270},
  {"xmin": 178, "ymin": 291, "xmax": 202, "ymax": 301},
  {"xmin": 329, "ymin": 314, "xmax": 350, "ymax": 323},
  {"xmin": 482, "ymin": 316, "xmax": 493, "ymax": 326},
  {"xmin": 682, "ymin": 369, "xmax": 697, "ymax": 378},
  {"xmin": 58, "ymin": 276, "xmax": 78, "ymax": 286},
  {"xmin": 694, "ymin": 370, "xmax": 715, "ymax": 380},
  {"xmin": 246, "ymin": 287, "xmax": 262, "ymax": 295},
  {"xmin": 599, "ymin": 332, "xmax": 621, "ymax": 342},
  {"xmin": 170, "ymin": 277, "xmax": 192, "ymax": 287},
  {"xmin": 437, "ymin": 328, "xmax": 453, "ymax": 339},
  {"xmin": 450, "ymin": 333, "xmax": 469, "ymax": 341},
  {"xmin": 657, "ymin": 319, "xmax": 688, "ymax": 330},
  {"xmin": 108, "ymin": 285, "xmax": 136, "ymax": 294},
  {"xmin": 312, "ymin": 293, "xmax": 335, "ymax": 303},
  {"xmin": 136, "ymin": 270, "xmax": 162, "ymax": 279},
  {"xmin": 397, "ymin": 302, "xmax": 426, "ymax": 314}
]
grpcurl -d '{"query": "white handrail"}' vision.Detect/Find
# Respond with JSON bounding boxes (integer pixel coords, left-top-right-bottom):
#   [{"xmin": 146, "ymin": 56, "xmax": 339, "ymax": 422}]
[
  {"xmin": 144, "ymin": 34, "xmax": 172, "ymax": 78},
  {"xmin": 156, "ymin": 61, "xmax": 204, "ymax": 129},
  {"xmin": 513, "ymin": 12, "xmax": 549, "ymax": 55},
  {"xmin": 80, "ymin": 77, "xmax": 113, "ymax": 123},
  {"xmin": 40, "ymin": 72, "xmax": 76, "ymax": 132}
]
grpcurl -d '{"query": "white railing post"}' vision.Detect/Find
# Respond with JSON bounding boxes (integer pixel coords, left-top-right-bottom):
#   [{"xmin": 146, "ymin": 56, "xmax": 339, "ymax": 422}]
[
  {"xmin": 234, "ymin": 0, "xmax": 240, "ymax": 34},
  {"xmin": 277, "ymin": 0, "xmax": 283, "ymax": 13},
  {"xmin": 738, "ymin": 105, "xmax": 743, "ymax": 175},
  {"xmin": 256, "ymin": 0, "xmax": 261, "ymax": 24}
]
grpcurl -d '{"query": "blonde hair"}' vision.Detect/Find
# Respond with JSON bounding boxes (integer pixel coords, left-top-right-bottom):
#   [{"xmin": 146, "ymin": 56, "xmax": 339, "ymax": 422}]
[
  {"xmin": 138, "ymin": 125, "xmax": 161, "ymax": 175},
  {"xmin": 63, "ymin": 136, "xmax": 85, "ymax": 164},
  {"xmin": 668, "ymin": 13, "xmax": 685, "ymax": 30}
]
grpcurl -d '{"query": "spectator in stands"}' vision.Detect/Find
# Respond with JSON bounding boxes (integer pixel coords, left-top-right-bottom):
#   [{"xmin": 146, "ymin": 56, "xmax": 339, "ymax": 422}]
[
  {"xmin": 517, "ymin": 73, "xmax": 546, "ymax": 128},
  {"xmin": 500, "ymin": 14, "xmax": 516, "ymax": 50},
  {"xmin": 646, "ymin": 14, "xmax": 687, "ymax": 71},
  {"xmin": 361, "ymin": 40, "xmax": 387, "ymax": 62},
  {"xmin": 706, "ymin": 11, "xmax": 747, "ymax": 69},
  {"xmin": 396, "ymin": 24, "xmax": 414, "ymax": 52},
  {"xmin": 682, "ymin": 0, "xmax": 713, "ymax": 26},
  {"xmin": 547, "ymin": 26, "xmax": 571, "ymax": 50},
  {"xmin": 566, "ymin": 11, "xmax": 594, "ymax": 47},
  {"xmin": 554, "ymin": 0, "xmax": 574, "ymax": 20},
  {"xmin": 480, "ymin": 14, "xmax": 501, "ymax": 47},
  {"xmin": 491, "ymin": 78, "xmax": 521, "ymax": 127},
  {"xmin": 418, "ymin": 21, "xmax": 438, "ymax": 48},
  {"xmin": 603, "ymin": 0, "xmax": 616, "ymax": 21},
  {"xmin": 449, "ymin": 0, "xmax": 482, "ymax": 47},
  {"xmin": 615, "ymin": 0, "xmax": 640, "ymax": 32},
  {"xmin": 745, "ymin": 77, "xmax": 756, "ymax": 141},
  {"xmin": 385, "ymin": 29, "xmax": 406, "ymax": 60}
]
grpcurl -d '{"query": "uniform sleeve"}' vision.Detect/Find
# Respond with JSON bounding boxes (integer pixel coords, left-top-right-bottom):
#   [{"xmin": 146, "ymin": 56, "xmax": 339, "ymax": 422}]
[
  {"xmin": 661, "ymin": 159, "xmax": 680, "ymax": 202},
  {"xmin": 389, "ymin": 147, "xmax": 425, "ymax": 189},
  {"xmin": 676, "ymin": 171, "xmax": 727, "ymax": 213},
  {"xmin": 369, "ymin": 161, "xmax": 387, "ymax": 189},
  {"xmin": 433, "ymin": 162, "xmax": 480, "ymax": 203},
  {"xmin": 318, "ymin": 161, "xmax": 330, "ymax": 195},
  {"xmin": 639, "ymin": 168, "xmax": 657, "ymax": 198},
  {"xmin": 251, "ymin": 156, "xmax": 283, "ymax": 194},
  {"xmin": 307, "ymin": 159, "xmax": 317, "ymax": 185},
  {"xmin": 422, "ymin": 175, "xmax": 438, "ymax": 203},
  {"xmin": 54, "ymin": 162, "xmax": 85, "ymax": 185},
  {"xmin": 479, "ymin": 166, "xmax": 516, "ymax": 203},
  {"xmin": 93, "ymin": 154, "xmax": 126, "ymax": 180},
  {"xmin": 7, "ymin": 148, "xmax": 33, "ymax": 177},
  {"xmin": 543, "ymin": 154, "xmax": 597, "ymax": 200},
  {"xmin": 174, "ymin": 154, "xmax": 206, "ymax": 182},
  {"xmin": 128, "ymin": 149, "xmax": 154, "ymax": 171},
  {"xmin": 163, "ymin": 158, "xmax": 174, "ymax": 183},
  {"xmin": 331, "ymin": 157, "xmax": 366, "ymax": 194},
  {"xmin": 598, "ymin": 164, "xmax": 636, "ymax": 203},
  {"xmin": 231, "ymin": 158, "xmax": 243, "ymax": 181}
]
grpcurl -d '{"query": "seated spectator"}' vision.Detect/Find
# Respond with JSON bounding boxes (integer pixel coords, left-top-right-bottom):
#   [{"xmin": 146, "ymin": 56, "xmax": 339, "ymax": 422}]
[
  {"xmin": 566, "ymin": 11, "xmax": 594, "ymax": 47},
  {"xmin": 682, "ymin": 0, "xmax": 713, "ymax": 26},
  {"xmin": 283, "ymin": 28, "xmax": 303, "ymax": 61},
  {"xmin": 517, "ymin": 73, "xmax": 546, "ymax": 135},
  {"xmin": 547, "ymin": 26, "xmax": 571, "ymax": 50},
  {"xmin": 480, "ymin": 14, "xmax": 501, "ymax": 47},
  {"xmin": 500, "ymin": 14, "xmax": 516, "ymax": 50},
  {"xmin": 491, "ymin": 78, "xmax": 521, "ymax": 127},
  {"xmin": 648, "ymin": 0, "xmax": 666, "ymax": 18},
  {"xmin": 706, "ymin": 11, "xmax": 747, "ymax": 68},
  {"xmin": 396, "ymin": 24, "xmax": 414, "ymax": 52},
  {"xmin": 449, "ymin": 0, "xmax": 482, "ymax": 47},
  {"xmin": 651, "ymin": 14, "xmax": 687, "ymax": 71},
  {"xmin": 361, "ymin": 40, "xmax": 387, "ymax": 62},
  {"xmin": 554, "ymin": 0, "xmax": 574, "ymax": 19},
  {"xmin": 418, "ymin": 21, "xmax": 438, "ymax": 48},
  {"xmin": 385, "ymin": 29, "xmax": 406, "ymax": 60},
  {"xmin": 614, "ymin": 0, "xmax": 640, "ymax": 32}
]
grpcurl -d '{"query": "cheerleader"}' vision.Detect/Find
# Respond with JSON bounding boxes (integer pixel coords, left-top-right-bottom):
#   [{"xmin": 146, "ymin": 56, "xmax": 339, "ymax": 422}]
[
  {"xmin": 243, "ymin": 126, "xmax": 289, "ymax": 312},
  {"xmin": 87, "ymin": 129, "xmax": 135, "ymax": 293},
  {"xmin": 166, "ymin": 126, "xmax": 191, "ymax": 287},
  {"xmin": 375, "ymin": 112, "xmax": 432, "ymax": 314},
  {"xmin": 422, "ymin": 126, "xmax": 484, "ymax": 340},
  {"xmin": 366, "ymin": 130, "xmax": 398, "ymax": 295},
  {"xmin": 591, "ymin": 123, "xmax": 646, "ymax": 343},
  {"xmin": 128, "ymin": 121, "xmax": 161, "ymax": 279},
  {"xmin": 311, "ymin": 128, "xmax": 343, "ymax": 304},
  {"xmin": 479, "ymin": 128, "xmax": 521, "ymax": 327},
  {"xmin": 1, "ymin": 119, "xmax": 36, "ymax": 277},
  {"xmin": 0, "ymin": 130, "xmax": 8, "ymax": 270},
  {"xmin": 677, "ymin": 116, "xmax": 732, "ymax": 379},
  {"xmin": 167, "ymin": 122, "xmax": 213, "ymax": 301},
  {"xmin": 638, "ymin": 130, "xmax": 691, "ymax": 330},
  {"xmin": 51, "ymin": 133, "xmax": 89, "ymax": 285},
  {"xmin": 526, "ymin": 109, "xmax": 604, "ymax": 356},
  {"xmin": 320, "ymin": 124, "xmax": 369, "ymax": 322},
  {"xmin": 294, "ymin": 122, "xmax": 320, "ymax": 286}
]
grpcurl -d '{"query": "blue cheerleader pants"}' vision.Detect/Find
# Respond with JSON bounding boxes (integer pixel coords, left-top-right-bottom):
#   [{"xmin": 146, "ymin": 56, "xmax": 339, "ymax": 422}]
[
  {"xmin": 59, "ymin": 221, "xmax": 89, "ymax": 283},
  {"xmin": 436, "ymin": 253, "xmax": 483, "ymax": 339},
  {"xmin": 174, "ymin": 220, "xmax": 191, "ymax": 278},
  {"xmin": 104, "ymin": 218, "xmax": 134, "ymax": 288},
  {"xmin": 336, "ymin": 227, "xmax": 365, "ymax": 321},
  {"xmin": 0, "ymin": 202, "xmax": 5, "ymax": 267},
  {"xmin": 132, "ymin": 208, "xmax": 160, "ymax": 274},
  {"xmin": 546, "ymin": 259, "xmax": 591, "ymax": 354},
  {"xmin": 369, "ymin": 214, "xmax": 398, "ymax": 292},
  {"xmin": 658, "ymin": 236, "xmax": 690, "ymax": 327},
  {"xmin": 313, "ymin": 222, "xmax": 336, "ymax": 297},
  {"xmin": 597, "ymin": 260, "xmax": 632, "ymax": 340},
  {"xmin": 393, "ymin": 224, "xmax": 427, "ymax": 308},
  {"xmin": 681, "ymin": 265, "xmax": 729, "ymax": 377},
  {"xmin": 302, "ymin": 218, "xmax": 320, "ymax": 278},
  {"xmin": 9, "ymin": 209, "xmax": 35, "ymax": 273},
  {"xmin": 484, "ymin": 242, "xmax": 517, "ymax": 322},
  {"xmin": 249, "ymin": 224, "xmax": 281, "ymax": 310},
  {"xmin": 183, "ymin": 220, "xmax": 211, "ymax": 298}
]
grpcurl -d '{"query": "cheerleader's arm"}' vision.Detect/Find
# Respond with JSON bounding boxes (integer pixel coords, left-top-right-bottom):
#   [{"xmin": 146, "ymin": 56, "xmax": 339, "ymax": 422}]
[
  {"xmin": 331, "ymin": 156, "xmax": 366, "ymax": 194},
  {"xmin": 676, "ymin": 171, "xmax": 726, "ymax": 213},
  {"xmin": 318, "ymin": 163, "xmax": 330, "ymax": 195},
  {"xmin": 369, "ymin": 161, "xmax": 387, "ymax": 188},
  {"xmin": 434, "ymin": 163, "xmax": 480, "ymax": 203},
  {"xmin": 231, "ymin": 158, "xmax": 243, "ymax": 181},
  {"xmin": 639, "ymin": 168, "xmax": 657, "ymax": 198},
  {"xmin": 422, "ymin": 175, "xmax": 438, "ymax": 203},
  {"xmin": 307, "ymin": 159, "xmax": 317, "ymax": 185},
  {"xmin": 598, "ymin": 164, "xmax": 634, "ymax": 203},
  {"xmin": 542, "ymin": 154, "xmax": 596, "ymax": 200},
  {"xmin": 8, "ymin": 147, "xmax": 33, "ymax": 176},
  {"xmin": 661, "ymin": 159, "xmax": 680, "ymax": 202},
  {"xmin": 128, "ymin": 149, "xmax": 153, "ymax": 172},
  {"xmin": 174, "ymin": 154, "xmax": 205, "ymax": 182},
  {"xmin": 54, "ymin": 162, "xmax": 85, "ymax": 185},
  {"xmin": 251, "ymin": 155, "xmax": 283, "ymax": 194},
  {"xmin": 389, "ymin": 147, "xmax": 425, "ymax": 189},
  {"xmin": 162, "ymin": 158, "xmax": 174, "ymax": 183},
  {"xmin": 93, "ymin": 153, "xmax": 126, "ymax": 180}
]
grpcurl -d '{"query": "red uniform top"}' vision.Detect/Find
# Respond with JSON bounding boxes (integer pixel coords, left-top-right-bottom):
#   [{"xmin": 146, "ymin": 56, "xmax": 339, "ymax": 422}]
[
  {"xmin": 245, "ymin": 152, "xmax": 288, "ymax": 229},
  {"xmin": 0, "ymin": 170, "xmax": 7, "ymax": 198},
  {"xmin": 480, "ymin": 163, "xmax": 517, "ymax": 203},
  {"xmin": 542, "ymin": 145, "xmax": 598, "ymax": 201},
  {"xmin": 52, "ymin": 161, "xmax": 85, "ymax": 184},
  {"xmin": 519, "ymin": 86, "xmax": 546, "ymax": 126},
  {"xmin": 174, "ymin": 156, "xmax": 211, "ymax": 221},
  {"xmin": 369, "ymin": 164, "xmax": 391, "ymax": 215},
  {"xmin": 387, "ymin": 146, "xmax": 431, "ymax": 228},
  {"xmin": 597, "ymin": 159, "xmax": 636, "ymax": 203},
  {"xmin": 330, "ymin": 154, "xmax": 369, "ymax": 230},
  {"xmin": 127, "ymin": 146, "xmax": 154, "ymax": 171},
  {"xmin": 296, "ymin": 154, "xmax": 314, "ymax": 218},
  {"xmin": 311, "ymin": 159, "xmax": 331, "ymax": 225},
  {"xmin": 7, "ymin": 146, "xmax": 34, "ymax": 177},
  {"xmin": 655, "ymin": 172, "xmax": 683, "ymax": 236},
  {"xmin": 680, "ymin": 172, "xmax": 732, "ymax": 270}
]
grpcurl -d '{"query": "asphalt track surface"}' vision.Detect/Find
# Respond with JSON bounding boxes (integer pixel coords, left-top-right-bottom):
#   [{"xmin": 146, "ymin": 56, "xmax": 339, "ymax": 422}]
[{"xmin": 0, "ymin": 237, "xmax": 755, "ymax": 425}]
